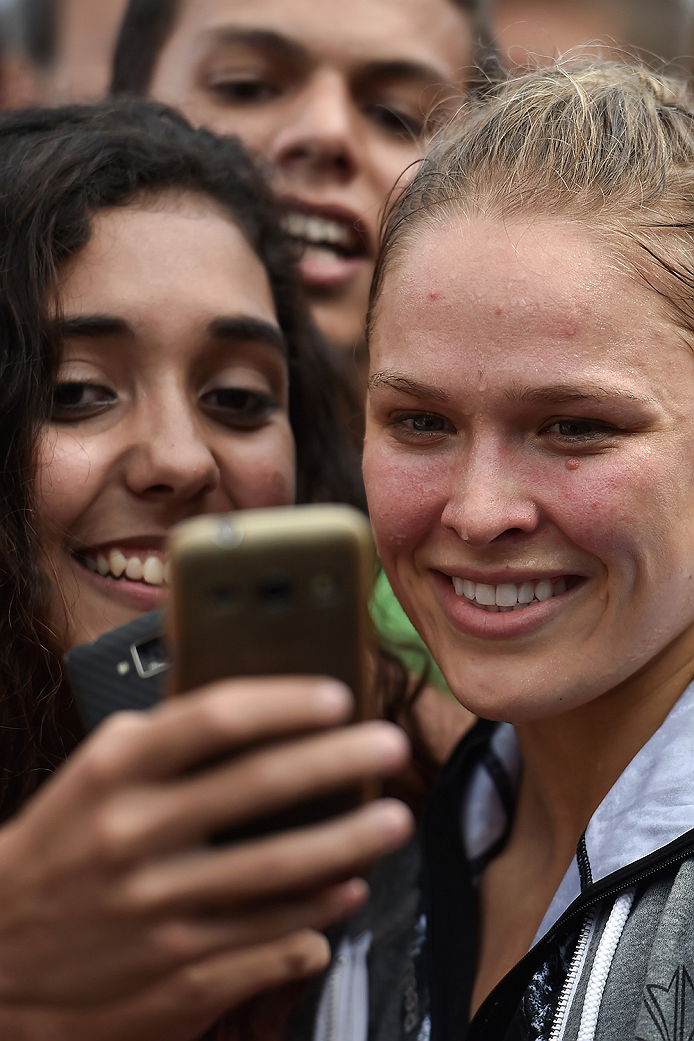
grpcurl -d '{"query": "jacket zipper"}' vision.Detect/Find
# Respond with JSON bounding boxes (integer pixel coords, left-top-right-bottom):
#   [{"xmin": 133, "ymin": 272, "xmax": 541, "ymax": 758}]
[
  {"xmin": 548, "ymin": 907, "xmax": 597, "ymax": 1041},
  {"xmin": 466, "ymin": 831, "xmax": 694, "ymax": 1040}
]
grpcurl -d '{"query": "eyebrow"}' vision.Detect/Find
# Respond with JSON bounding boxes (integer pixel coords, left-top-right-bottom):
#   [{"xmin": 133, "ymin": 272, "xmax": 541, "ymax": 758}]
[
  {"xmin": 507, "ymin": 383, "xmax": 646, "ymax": 406},
  {"xmin": 204, "ymin": 27, "xmax": 449, "ymax": 85},
  {"xmin": 58, "ymin": 314, "xmax": 287, "ymax": 354},
  {"xmin": 203, "ymin": 27, "xmax": 309, "ymax": 66},
  {"xmin": 368, "ymin": 371, "xmax": 452, "ymax": 403},
  {"xmin": 369, "ymin": 372, "xmax": 653, "ymax": 409},
  {"xmin": 208, "ymin": 316, "xmax": 287, "ymax": 354},
  {"xmin": 57, "ymin": 315, "xmax": 129, "ymax": 338}
]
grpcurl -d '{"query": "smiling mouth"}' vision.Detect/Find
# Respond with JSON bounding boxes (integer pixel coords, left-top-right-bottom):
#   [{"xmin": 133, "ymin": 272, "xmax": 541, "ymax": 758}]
[
  {"xmin": 281, "ymin": 209, "xmax": 368, "ymax": 266},
  {"xmin": 73, "ymin": 548, "xmax": 170, "ymax": 588},
  {"xmin": 450, "ymin": 575, "xmax": 581, "ymax": 612}
]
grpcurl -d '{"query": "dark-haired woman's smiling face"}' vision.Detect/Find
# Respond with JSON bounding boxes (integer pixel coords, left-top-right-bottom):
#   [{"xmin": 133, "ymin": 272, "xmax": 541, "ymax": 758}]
[
  {"xmin": 37, "ymin": 194, "xmax": 295, "ymax": 647},
  {"xmin": 364, "ymin": 217, "xmax": 694, "ymax": 721}
]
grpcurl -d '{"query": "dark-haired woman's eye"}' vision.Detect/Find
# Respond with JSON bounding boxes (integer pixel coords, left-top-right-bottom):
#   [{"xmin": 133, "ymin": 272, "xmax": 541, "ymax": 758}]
[
  {"xmin": 202, "ymin": 387, "xmax": 278, "ymax": 428},
  {"xmin": 51, "ymin": 382, "xmax": 117, "ymax": 421},
  {"xmin": 543, "ymin": 418, "xmax": 617, "ymax": 444},
  {"xmin": 392, "ymin": 412, "xmax": 455, "ymax": 438}
]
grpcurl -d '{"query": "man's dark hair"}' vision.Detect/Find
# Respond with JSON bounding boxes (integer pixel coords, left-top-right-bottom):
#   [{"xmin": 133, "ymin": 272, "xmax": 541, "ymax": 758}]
[
  {"xmin": 0, "ymin": 98, "xmax": 364, "ymax": 822},
  {"xmin": 17, "ymin": 0, "xmax": 60, "ymax": 68},
  {"xmin": 111, "ymin": 0, "xmax": 487, "ymax": 97}
]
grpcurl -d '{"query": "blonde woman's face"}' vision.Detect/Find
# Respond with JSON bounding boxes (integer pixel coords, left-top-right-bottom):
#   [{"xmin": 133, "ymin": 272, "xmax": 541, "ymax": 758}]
[{"xmin": 364, "ymin": 217, "xmax": 694, "ymax": 722}]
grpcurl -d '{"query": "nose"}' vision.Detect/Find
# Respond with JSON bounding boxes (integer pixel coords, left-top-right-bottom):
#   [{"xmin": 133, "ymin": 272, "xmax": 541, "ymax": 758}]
[
  {"xmin": 268, "ymin": 69, "xmax": 363, "ymax": 185},
  {"xmin": 441, "ymin": 439, "xmax": 541, "ymax": 547},
  {"xmin": 123, "ymin": 395, "xmax": 220, "ymax": 503}
]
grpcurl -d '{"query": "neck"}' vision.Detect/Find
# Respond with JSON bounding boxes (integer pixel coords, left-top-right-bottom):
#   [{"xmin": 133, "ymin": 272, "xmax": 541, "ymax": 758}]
[{"xmin": 513, "ymin": 625, "xmax": 694, "ymax": 873}]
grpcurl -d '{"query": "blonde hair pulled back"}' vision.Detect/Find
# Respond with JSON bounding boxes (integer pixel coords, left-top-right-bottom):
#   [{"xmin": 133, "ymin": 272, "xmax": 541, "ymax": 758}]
[{"xmin": 370, "ymin": 62, "xmax": 694, "ymax": 338}]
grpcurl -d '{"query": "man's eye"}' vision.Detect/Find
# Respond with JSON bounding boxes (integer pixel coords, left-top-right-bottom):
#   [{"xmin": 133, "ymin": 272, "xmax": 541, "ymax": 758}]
[
  {"xmin": 202, "ymin": 387, "xmax": 277, "ymax": 427},
  {"xmin": 51, "ymin": 382, "xmax": 116, "ymax": 420},
  {"xmin": 367, "ymin": 104, "xmax": 424, "ymax": 139},
  {"xmin": 208, "ymin": 78, "xmax": 280, "ymax": 104}
]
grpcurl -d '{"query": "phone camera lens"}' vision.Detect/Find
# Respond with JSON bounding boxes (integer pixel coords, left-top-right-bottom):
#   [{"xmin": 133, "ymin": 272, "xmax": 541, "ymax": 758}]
[
  {"xmin": 311, "ymin": 572, "xmax": 340, "ymax": 605},
  {"xmin": 257, "ymin": 575, "xmax": 293, "ymax": 613},
  {"xmin": 209, "ymin": 587, "xmax": 240, "ymax": 613}
]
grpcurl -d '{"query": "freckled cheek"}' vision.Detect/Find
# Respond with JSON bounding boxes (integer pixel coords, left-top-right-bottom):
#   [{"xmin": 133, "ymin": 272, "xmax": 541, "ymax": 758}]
[
  {"xmin": 541, "ymin": 461, "xmax": 679, "ymax": 566},
  {"xmin": 34, "ymin": 434, "xmax": 101, "ymax": 540},
  {"xmin": 217, "ymin": 428, "xmax": 296, "ymax": 509},
  {"xmin": 363, "ymin": 443, "xmax": 446, "ymax": 560}
]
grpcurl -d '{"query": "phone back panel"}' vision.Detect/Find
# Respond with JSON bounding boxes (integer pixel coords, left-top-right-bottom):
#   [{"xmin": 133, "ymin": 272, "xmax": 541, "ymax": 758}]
[{"xmin": 169, "ymin": 505, "xmax": 375, "ymax": 717}]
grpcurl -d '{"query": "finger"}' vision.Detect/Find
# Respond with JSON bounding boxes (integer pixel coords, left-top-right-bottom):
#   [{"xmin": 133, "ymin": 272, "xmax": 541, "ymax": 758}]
[
  {"xmin": 0, "ymin": 932, "xmax": 331, "ymax": 1041},
  {"xmin": 149, "ymin": 877, "xmax": 369, "ymax": 964},
  {"xmin": 127, "ymin": 798, "xmax": 414, "ymax": 912},
  {"xmin": 97, "ymin": 721, "xmax": 409, "ymax": 860},
  {"xmin": 31, "ymin": 677, "xmax": 354, "ymax": 818}
]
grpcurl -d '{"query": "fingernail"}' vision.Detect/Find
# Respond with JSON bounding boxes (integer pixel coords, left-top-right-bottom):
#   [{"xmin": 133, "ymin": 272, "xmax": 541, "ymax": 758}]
[{"xmin": 313, "ymin": 680, "xmax": 352, "ymax": 716}]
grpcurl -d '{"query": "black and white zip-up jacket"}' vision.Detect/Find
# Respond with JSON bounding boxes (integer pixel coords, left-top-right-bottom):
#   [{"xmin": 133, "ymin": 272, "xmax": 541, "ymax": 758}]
[{"xmin": 302, "ymin": 680, "xmax": 694, "ymax": 1041}]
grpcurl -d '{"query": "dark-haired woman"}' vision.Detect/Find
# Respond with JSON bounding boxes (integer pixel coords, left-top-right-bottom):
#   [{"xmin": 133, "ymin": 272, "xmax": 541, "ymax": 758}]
[{"xmin": 0, "ymin": 100, "xmax": 414, "ymax": 1040}]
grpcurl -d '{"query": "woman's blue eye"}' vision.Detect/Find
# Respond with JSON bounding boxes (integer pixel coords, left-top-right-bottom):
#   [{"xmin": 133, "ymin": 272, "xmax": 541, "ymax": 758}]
[
  {"xmin": 51, "ymin": 382, "xmax": 116, "ymax": 420},
  {"xmin": 547, "ymin": 419, "xmax": 608, "ymax": 439},
  {"xmin": 202, "ymin": 387, "xmax": 277, "ymax": 428}
]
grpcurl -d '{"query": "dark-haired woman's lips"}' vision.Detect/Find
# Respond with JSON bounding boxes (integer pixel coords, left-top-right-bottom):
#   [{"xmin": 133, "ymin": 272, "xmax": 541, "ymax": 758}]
[
  {"xmin": 71, "ymin": 544, "xmax": 170, "ymax": 610},
  {"xmin": 281, "ymin": 206, "xmax": 371, "ymax": 290}
]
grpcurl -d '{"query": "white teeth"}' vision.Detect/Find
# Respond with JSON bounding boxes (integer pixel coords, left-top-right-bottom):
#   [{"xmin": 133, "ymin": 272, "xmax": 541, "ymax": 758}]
[
  {"xmin": 96, "ymin": 554, "xmax": 110, "ymax": 576},
  {"xmin": 125, "ymin": 557, "xmax": 144, "ymax": 581},
  {"xmin": 495, "ymin": 583, "xmax": 518, "ymax": 607},
  {"xmin": 475, "ymin": 583, "xmax": 497, "ymax": 606},
  {"xmin": 142, "ymin": 556, "xmax": 164, "ymax": 586},
  {"xmin": 109, "ymin": 549, "xmax": 127, "ymax": 577},
  {"xmin": 535, "ymin": 579, "xmax": 554, "ymax": 602},
  {"xmin": 450, "ymin": 574, "xmax": 574, "ymax": 611},
  {"xmin": 283, "ymin": 211, "xmax": 353, "ymax": 249},
  {"xmin": 518, "ymin": 581, "xmax": 535, "ymax": 604}
]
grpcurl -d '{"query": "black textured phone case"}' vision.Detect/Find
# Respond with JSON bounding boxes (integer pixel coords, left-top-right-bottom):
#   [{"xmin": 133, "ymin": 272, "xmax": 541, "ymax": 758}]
[{"xmin": 64, "ymin": 610, "xmax": 167, "ymax": 732}]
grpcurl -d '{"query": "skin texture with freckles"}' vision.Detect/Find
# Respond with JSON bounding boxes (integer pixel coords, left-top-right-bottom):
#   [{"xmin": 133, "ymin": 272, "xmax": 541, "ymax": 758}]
[
  {"xmin": 364, "ymin": 217, "xmax": 694, "ymax": 722},
  {"xmin": 148, "ymin": 0, "xmax": 472, "ymax": 355},
  {"xmin": 36, "ymin": 193, "xmax": 295, "ymax": 648}
]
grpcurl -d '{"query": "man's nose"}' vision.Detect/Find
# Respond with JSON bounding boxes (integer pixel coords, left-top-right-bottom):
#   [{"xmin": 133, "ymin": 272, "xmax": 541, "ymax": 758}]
[{"xmin": 268, "ymin": 69, "xmax": 363, "ymax": 186}]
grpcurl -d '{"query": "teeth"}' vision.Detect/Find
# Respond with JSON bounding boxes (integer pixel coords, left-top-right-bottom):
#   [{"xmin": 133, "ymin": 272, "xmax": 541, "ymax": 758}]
[
  {"xmin": 495, "ymin": 583, "xmax": 518, "ymax": 607},
  {"xmin": 451, "ymin": 575, "xmax": 574, "ymax": 611},
  {"xmin": 475, "ymin": 583, "xmax": 497, "ymax": 606},
  {"xmin": 518, "ymin": 581, "xmax": 535, "ymax": 604},
  {"xmin": 81, "ymin": 548, "xmax": 168, "ymax": 585},
  {"xmin": 142, "ymin": 556, "xmax": 164, "ymax": 586},
  {"xmin": 535, "ymin": 579, "xmax": 554, "ymax": 602},
  {"xmin": 109, "ymin": 549, "xmax": 127, "ymax": 577},
  {"xmin": 125, "ymin": 557, "xmax": 144, "ymax": 581},
  {"xmin": 283, "ymin": 211, "xmax": 354, "ymax": 249}
]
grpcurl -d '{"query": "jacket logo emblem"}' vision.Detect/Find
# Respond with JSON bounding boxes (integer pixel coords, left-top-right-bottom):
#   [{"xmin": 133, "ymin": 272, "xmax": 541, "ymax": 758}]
[{"xmin": 641, "ymin": 966, "xmax": 694, "ymax": 1041}]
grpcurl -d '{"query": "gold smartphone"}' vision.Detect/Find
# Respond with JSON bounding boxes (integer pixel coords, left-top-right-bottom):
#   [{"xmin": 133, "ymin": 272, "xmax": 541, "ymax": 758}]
[{"xmin": 167, "ymin": 504, "xmax": 377, "ymax": 839}]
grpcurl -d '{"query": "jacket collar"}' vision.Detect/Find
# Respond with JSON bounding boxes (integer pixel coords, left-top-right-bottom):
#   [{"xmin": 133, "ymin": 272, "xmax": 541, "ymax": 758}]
[{"xmin": 459, "ymin": 679, "xmax": 694, "ymax": 945}]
